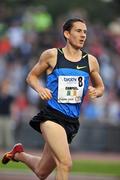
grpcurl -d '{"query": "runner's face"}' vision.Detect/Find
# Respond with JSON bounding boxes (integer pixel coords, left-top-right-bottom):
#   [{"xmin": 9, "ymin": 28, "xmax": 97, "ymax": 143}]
[{"xmin": 65, "ymin": 21, "xmax": 87, "ymax": 49}]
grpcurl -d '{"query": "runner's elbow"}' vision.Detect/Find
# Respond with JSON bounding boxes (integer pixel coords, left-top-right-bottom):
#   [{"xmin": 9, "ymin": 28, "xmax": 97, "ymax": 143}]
[{"xmin": 26, "ymin": 72, "xmax": 33, "ymax": 85}]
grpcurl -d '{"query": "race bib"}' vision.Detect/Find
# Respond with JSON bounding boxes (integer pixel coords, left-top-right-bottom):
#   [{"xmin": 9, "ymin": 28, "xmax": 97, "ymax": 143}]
[{"xmin": 58, "ymin": 76, "xmax": 84, "ymax": 103}]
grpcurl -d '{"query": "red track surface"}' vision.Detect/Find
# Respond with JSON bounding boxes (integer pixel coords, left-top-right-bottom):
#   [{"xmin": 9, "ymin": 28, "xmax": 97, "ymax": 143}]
[{"xmin": 0, "ymin": 170, "xmax": 119, "ymax": 180}]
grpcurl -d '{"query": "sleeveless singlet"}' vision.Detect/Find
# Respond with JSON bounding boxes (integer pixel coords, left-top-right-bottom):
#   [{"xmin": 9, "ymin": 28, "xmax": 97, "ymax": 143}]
[{"xmin": 46, "ymin": 48, "xmax": 90, "ymax": 118}]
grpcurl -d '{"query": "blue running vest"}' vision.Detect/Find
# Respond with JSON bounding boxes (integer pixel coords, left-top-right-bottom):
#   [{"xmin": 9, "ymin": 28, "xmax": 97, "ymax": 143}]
[{"xmin": 46, "ymin": 48, "xmax": 90, "ymax": 118}]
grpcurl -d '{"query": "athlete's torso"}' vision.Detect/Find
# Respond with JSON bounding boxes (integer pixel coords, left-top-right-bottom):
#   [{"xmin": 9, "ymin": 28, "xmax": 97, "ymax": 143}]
[{"xmin": 46, "ymin": 48, "xmax": 90, "ymax": 118}]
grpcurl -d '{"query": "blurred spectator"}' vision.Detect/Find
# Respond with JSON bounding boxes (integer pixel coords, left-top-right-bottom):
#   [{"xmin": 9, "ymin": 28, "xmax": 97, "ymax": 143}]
[
  {"xmin": 6, "ymin": 20, "xmax": 25, "ymax": 48},
  {"xmin": 82, "ymin": 100, "xmax": 99, "ymax": 121},
  {"xmin": 0, "ymin": 34, "xmax": 11, "ymax": 55},
  {"xmin": 108, "ymin": 17, "xmax": 120, "ymax": 36},
  {"xmin": 106, "ymin": 89, "xmax": 120, "ymax": 125},
  {"xmin": 23, "ymin": 6, "xmax": 53, "ymax": 33},
  {"xmin": 0, "ymin": 56, "xmax": 6, "ymax": 83},
  {"xmin": 32, "ymin": 6, "xmax": 53, "ymax": 32},
  {"xmin": 4, "ymin": 61, "xmax": 26, "ymax": 96},
  {"xmin": 11, "ymin": 91, "xmax": 28, "ymax": 143},
  {"xmin": 100, "ymin": 53, "xmax": 116, "ymax": 90},
  {"xmin": 108, "ymin": 18, "xmax": 120, "ymax": 54},
  {"xmin": 0, "ymin": 79, "xmax": 15, "ymax": 149}
]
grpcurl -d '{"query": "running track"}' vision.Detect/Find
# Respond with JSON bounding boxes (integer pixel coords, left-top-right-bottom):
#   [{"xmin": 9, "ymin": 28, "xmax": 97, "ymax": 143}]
[{"xmin": 0, "ymin": 170, "xmax": 119, "ymax": 180}]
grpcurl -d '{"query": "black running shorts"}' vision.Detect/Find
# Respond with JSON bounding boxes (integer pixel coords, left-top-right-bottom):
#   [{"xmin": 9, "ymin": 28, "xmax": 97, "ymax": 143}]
[{"xmin": 29, "ymin": 105, "xmax": 80, "ymax": 144}]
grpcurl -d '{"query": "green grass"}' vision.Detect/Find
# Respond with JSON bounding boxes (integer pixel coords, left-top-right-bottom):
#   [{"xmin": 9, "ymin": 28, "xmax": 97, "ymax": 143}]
[
  {"xmin": 0, "ymin": 160, "xmax": 120, "ymax": 176},
  {"xmin": 0, "ymin": 161, "xmax": 28, "ymax": 171},
  {"xmin": 72, "ymin": 160, "xmax": 120, "ymax": 176}
]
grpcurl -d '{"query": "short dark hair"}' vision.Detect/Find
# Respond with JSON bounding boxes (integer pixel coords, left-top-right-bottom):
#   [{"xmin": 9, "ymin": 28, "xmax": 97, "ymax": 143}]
[{"xmin": 63, "ymin": 18, "xmax": 86, "ymax": 40}]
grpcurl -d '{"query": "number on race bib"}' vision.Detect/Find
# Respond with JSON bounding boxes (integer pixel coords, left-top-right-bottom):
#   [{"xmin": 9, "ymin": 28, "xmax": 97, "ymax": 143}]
[{"xmin": 78, "ymin": 76, "xmax": 83, "ymax": 87}]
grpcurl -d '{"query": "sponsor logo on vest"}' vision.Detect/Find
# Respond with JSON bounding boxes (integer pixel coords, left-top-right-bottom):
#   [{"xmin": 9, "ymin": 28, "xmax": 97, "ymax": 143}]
[
  {"xmin": 76, "ymin": 65, "xmax": 87, "ymax": 69},
  {"xmin": 64, "ymin": 77, "xmax": 77, "ymax": 82}
]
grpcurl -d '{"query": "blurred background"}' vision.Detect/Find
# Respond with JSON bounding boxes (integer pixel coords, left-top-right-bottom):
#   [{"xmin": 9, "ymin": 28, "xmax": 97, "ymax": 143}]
[{"xmin": 0, "ymin": 0, "xmax": 120, "ymax": 154}]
